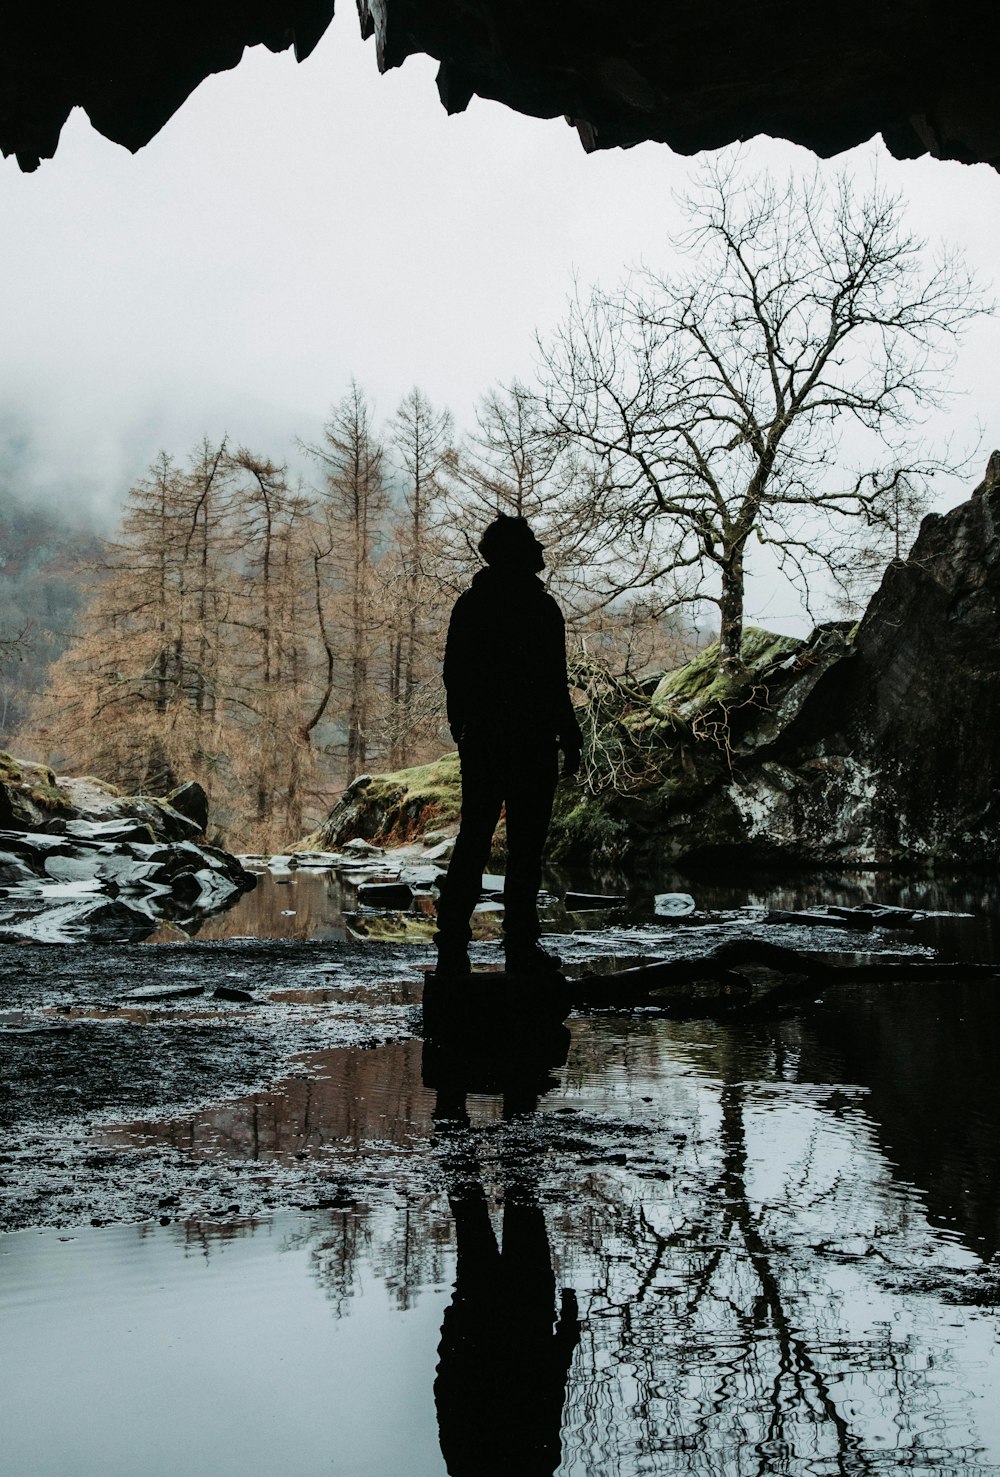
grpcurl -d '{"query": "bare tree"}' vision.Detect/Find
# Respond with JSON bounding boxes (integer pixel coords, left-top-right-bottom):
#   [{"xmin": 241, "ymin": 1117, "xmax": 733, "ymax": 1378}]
[
  {"xmin": 303, "ymin": 382, "xmax": 388, "ymax": 776},
  {"xmin": 834, "ymin": 470, "xmax": 932, "ymax": 617},
  {"xmin": 383, "ymin": 387, "xmax": 455, "ymax": 764},
  {"xmin": 539, "ymin": 155, "xmax": 988, "ymax": 674},
  {"xmin": 447, "ymin": 381, "xmax": 596, "ymax": 580}
]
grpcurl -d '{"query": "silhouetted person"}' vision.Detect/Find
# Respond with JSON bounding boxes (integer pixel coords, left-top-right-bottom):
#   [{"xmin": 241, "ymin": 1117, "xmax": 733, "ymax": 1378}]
[
  {"xmin": 434, "ymin": 1177, "xmax": 580, "ymax": 1477},
  {"xmin": 434, "ymin": 515, "xmax": 582, "ymax": 977}
]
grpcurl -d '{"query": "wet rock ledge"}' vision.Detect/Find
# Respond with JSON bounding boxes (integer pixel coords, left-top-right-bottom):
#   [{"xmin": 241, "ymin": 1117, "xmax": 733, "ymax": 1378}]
[{"xmin": 0, "ymin": 758, "xmax": 254, "ymax": 942}]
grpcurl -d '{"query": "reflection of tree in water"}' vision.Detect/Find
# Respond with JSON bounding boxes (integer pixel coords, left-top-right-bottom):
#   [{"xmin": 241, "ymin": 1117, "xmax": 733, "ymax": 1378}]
[
  {"xmin": 552, "ymin": 1034, "xmax": 977, "ymax": 1476},
  {"xmin": 283, "ymin": 1198, "xmax": 454, "ymax": 1318},
  {"xmin": 148, "ymin": 1004, "xmax": 994, "ymax": 1473}
]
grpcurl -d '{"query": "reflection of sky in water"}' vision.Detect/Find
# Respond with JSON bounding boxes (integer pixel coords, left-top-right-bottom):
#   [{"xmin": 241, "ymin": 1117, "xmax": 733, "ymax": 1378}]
[
  {"xmin": 6, "ymin": 1003, "xmax": 1000, "ymax": 1475},
  {"xmin": 1, "ymin": 1211, "xmax": 452, "ymax": 1477}
]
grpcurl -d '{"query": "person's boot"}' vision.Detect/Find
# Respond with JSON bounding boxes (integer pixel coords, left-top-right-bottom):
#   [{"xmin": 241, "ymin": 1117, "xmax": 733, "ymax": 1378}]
[
  {"xmin": 434, "ymin": 940, "xmax": 472, "ymax": 977},
  {"xmin": 504, "ymin": 939, "xmax": 563, "ymax": 976}
]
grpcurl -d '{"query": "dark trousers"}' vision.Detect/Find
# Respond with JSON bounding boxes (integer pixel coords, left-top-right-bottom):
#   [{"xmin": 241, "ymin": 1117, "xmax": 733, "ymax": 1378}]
[{"xmin": 436, "ymin": 730, "xmax": 559, "ymax": 948}]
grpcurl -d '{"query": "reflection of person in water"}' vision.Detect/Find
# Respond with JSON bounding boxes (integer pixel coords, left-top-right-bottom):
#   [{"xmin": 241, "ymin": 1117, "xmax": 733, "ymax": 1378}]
[
  {"xmin": 434, "ymin": 515, "xmax": 582, "ymax": 978},
  {"xmin": 434, "ymin": 1177, "xmax": 580, "ymax": 1477}
]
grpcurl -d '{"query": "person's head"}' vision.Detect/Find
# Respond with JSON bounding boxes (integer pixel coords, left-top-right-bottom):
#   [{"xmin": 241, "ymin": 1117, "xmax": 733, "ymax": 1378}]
[{"xmin": 478, "ymin": 514, "xmax": 545, "ymax": 574}]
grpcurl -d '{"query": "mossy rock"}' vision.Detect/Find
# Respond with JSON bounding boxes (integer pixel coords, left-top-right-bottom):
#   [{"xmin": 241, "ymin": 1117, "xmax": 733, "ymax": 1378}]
[
  {"xmin": 0, "ymin": 753, "xmax": 206, "ymax": 841},
  {"xmin": 73, "ymin": 775, "xmax": 124, "ymax": 798},
  {"xmin": 0, "ymin": 750, "xmax": 73, "ymax": 828},
  {"xmin": 650, "ymin": 627, "xmax": 804, "ymax": 720},
  {"xmin": 301, "ymin": 752, "xmax": 463, "ymax": 850}
]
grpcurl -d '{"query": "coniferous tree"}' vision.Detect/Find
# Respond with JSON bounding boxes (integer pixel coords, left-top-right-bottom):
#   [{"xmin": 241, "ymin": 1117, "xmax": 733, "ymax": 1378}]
[
  {"xmin": 303, "ymin": 382, "xmax": 388, "ymax": 777},
  {"xmin": 383, "ymin": 387, "xmax": 454, "ymax": 765}
]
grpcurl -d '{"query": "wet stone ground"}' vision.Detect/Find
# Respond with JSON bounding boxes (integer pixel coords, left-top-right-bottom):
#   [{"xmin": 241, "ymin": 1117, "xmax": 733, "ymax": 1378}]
[{"xmin": 3, "ymin": 875, "xmax": 1000, "ymax": 1474}]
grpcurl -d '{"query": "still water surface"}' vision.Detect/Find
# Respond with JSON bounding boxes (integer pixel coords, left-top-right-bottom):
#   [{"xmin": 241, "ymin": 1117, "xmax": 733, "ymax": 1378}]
[
  {"xmin": 4, "ymin": 980, "xmax": 1000, "ymax": 1475},
  {"xmin": 193, "ymin": 862, "xmax": 1000, "ymax": 961}
]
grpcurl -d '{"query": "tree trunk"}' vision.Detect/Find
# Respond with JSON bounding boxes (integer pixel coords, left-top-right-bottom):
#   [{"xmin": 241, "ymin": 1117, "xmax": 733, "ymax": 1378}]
[{"xmin": 718, "ymin": 542, "xmax": 746, "ymax": 676}]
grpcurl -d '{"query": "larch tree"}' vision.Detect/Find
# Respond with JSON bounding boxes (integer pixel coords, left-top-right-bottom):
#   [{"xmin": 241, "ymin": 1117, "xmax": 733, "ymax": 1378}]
[
  {"xmin": 383, "ymin": 386, "xmax": 454, "ymax": 765},
  {"xmin": 30, "ymin": 446, "xmax": 230, "ymax": 795},
  {"xmin": 539, "ymin": 155, "xmax": 988, "ymax": 675},
  {"xmin": 29, "ymin": 441, "xmax": 331, "ymax": 849},
  {"xmin": 303, "ymin": 382, "xmax": 389, "ymax": 777},
  {"xmin": 226, "ymin": 448, "xmax": 318, "ymax": 839}
]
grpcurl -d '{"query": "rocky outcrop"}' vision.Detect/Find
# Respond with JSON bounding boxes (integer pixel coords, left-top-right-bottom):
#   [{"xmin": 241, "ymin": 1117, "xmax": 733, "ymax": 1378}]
[
  {"xmin": 360, "ymin": 0, "xmax": 1000, "ymax": 169},
  {"xmin": 1, "ymin": 2, "xmax": 334, "ymax": 171},
  {"xmin": 301, "ymin": 756, "xmax": 462, "ymax": 851},
  {"xmin": 559, "ymin": 470, "xmax": 1000, "ymax": 869},
  {"xmin": 3, "ymin": 1, "xmax": 999, "ymax": 172},
  {"xmin": 786, "ymin": 471, "xmax": 1000, "ymax": 865},
  {"xmin": 0, "ymin": 757, "xmax": 254, "ymax": 941}
]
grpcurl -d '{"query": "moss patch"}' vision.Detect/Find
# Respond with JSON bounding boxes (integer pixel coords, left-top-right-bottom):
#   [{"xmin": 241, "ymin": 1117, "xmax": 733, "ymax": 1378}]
[
  {"xmin": 374, "ymin": 753, "xmax": 463, "ymax": 840},
  {"xmin": 73, "ymin": 775, "xmax": 124, "ymax": 798},
  {"xmin": 300, "ymin": 752, "xmax": 463, "ymax": 850},
  {"xmin": 0, "ymin": 750, "xmax": 72, "ymax": 824},
  {"xmin": 650, "ymin": 627, "xmax": 803, "ymax": 720},
  {"xmin": 347, "ymin": 912, "xmax": 438, "ymax": 943},
  {"xmin": 548, "ymin": 798, "xmax": 634, "ymax": 864}
]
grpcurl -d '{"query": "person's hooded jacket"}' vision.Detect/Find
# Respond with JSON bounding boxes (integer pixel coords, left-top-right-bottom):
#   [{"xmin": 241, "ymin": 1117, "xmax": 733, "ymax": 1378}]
[{"xmin": 443, "ymin": 566, "xmax": 581, "ymax": 749}]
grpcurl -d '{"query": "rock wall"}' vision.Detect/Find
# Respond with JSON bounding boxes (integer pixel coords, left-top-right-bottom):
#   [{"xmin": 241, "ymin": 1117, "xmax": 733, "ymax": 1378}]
[{"xmin": 790, "ymin": 472, "xmax": 1000, "ymax": 863}]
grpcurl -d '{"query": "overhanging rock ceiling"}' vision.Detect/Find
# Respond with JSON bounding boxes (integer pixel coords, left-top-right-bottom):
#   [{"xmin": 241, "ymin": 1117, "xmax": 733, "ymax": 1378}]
[{"xmin": 2, "ymin": 1, "xmax": 998, "ymax": 173}]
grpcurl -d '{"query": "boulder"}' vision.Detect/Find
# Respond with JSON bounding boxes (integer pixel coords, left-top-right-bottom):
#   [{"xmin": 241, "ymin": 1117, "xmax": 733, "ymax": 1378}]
[
  {"xmin": 166, "ymin": 780, "xmax": 209, "ymax": 833},
  {"xmin": 301, "ymin": 754, "xmax": 461, "ymax": 851}
]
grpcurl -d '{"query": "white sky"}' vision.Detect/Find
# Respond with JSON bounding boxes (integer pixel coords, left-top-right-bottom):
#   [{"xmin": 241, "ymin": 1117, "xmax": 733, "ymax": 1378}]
[{"xmin": 3, "ymin": 8, "xmax": 1000, "ymax": 627}]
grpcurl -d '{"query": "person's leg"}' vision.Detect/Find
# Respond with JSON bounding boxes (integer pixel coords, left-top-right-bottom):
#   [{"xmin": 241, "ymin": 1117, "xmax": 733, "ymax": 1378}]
[
  {"xmin": 501, "ymin": 738, "xmax": 559, "ymax": 963},
  {"xmin": 434, "ymin": 735, "xmax": 505, "ymax": 968}
]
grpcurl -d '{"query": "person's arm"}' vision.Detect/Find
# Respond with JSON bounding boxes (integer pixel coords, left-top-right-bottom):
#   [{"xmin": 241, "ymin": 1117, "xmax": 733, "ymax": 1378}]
[
  {"xmin": 443, "ymin": 594, "xmax": 473, "ymax": 743},
  {"xmin": 551, "ymin": 602, "xmax": 583, "ymax": 772}
]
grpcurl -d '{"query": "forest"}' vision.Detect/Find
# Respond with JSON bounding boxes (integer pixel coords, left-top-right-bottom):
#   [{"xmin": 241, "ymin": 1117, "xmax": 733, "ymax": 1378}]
[{"xmin": 5, "ymin": 383, "xmax": 687, "ymax": 850}]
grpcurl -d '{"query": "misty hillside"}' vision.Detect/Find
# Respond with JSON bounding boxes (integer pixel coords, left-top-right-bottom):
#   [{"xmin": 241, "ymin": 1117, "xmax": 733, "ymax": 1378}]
[{"xmin": 0, "ymin": 484, "xmax": 104, "ymax": 739}]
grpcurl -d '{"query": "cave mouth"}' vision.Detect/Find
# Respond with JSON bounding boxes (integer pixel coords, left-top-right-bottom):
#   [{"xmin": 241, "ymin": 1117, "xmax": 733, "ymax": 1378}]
[{"xmin": 3, "ymin": 1, "xmax": 998, "ymax": 174}]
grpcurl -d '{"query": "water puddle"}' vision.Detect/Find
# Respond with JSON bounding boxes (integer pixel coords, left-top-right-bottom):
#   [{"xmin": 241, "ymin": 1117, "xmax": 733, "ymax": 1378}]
[
  {"xmin": 6, "ymin": 870, "xmax": 1000, "ymax": 1472},
  {"xmin": 0, "ymin": 1208, "xmax": 452, "ymax": 1477},
  {"xmin": 102, "ymin": 1039, "xmax": 445, "ymax": 1162},
  {"xmin": 5, "ymin": 1012, "xmax": 1000, "ymax": 1477}
]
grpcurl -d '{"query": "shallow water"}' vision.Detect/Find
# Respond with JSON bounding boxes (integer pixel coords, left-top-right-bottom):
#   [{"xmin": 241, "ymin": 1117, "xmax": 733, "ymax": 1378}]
[
  {"xmin": 0, "ymin": 1210, "xmax": 451, "ymax": 1477},
  {"xmin": 193, "ymin": 864, "xmax": 1000, "ymax": 962},
  {"xmin": 5, "ymin": 978, "xmax": 1000, "ymax": 1475}
]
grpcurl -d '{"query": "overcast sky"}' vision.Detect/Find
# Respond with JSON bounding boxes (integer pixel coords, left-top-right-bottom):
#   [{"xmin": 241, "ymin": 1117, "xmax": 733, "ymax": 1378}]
[{"xmin": 3, "ymin": 10, "xmax": 1000, "ymax": 622}]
